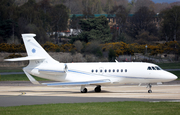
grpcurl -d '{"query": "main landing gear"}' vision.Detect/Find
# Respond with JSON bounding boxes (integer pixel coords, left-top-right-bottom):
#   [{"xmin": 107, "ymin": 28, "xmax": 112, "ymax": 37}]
[
  {"xmin": 81, "ymin": 85, "xmax": 87, "ymax": 93},
  {"xmin": 94, "ymin": 85, "xmax": 101, "ymax": 92},
  {"xmin": 80, "ymin": 85, "xmax": 101, "ymax": 93},
  {"xmin": 147, "ymin": 83, "xmax": 152, "ymax": 93}
]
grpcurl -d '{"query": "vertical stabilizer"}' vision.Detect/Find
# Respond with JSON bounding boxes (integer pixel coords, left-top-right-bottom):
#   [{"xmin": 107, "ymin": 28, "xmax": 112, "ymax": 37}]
[{"xmin": 22, "ymin": 34, "xmax": 58, "ymax": 64}]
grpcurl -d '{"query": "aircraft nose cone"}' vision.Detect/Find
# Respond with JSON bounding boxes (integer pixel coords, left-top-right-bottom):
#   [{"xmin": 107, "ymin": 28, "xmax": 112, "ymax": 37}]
[
  {"xmin": 171, "ymin": 74, "xmax": 178, "ymax": 80},
  {"xmin": 167, "ymin": 72, "xmax": 178, "ymax": 81},
  {"xmin": 162, "ymin": 71, "xmax": 178, "ymax": 82}
]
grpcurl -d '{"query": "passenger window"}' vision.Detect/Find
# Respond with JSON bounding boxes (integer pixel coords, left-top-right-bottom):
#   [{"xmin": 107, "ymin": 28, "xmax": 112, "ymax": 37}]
[
  {"xmin": 121, "ymin": 69, "xmax": 123, "ymax": 72},
  {"xmin": 100, "ymin": 70, "xmax": 102, "ymax": 72},
  {"xmin": 113, "ymin": 69, "xmax": 115, "ymax": 72},
  {"xmin": 105, "ymin": 69, "xmax": 107, "ymax": 72},
  {"xmin": 92, "ymin": 70, "xmax": 94, "ymax": 73},
  {"xmin": 109, "ymin": 69, "xmax": 111, "ymax": 72},
  {"xmin": 117, "ymin": 69, "xmax": 119, "ymax": 72},
  {"xmin": 147, "ymin": 67, "xmax": 152, "ymax": 70},
  {"xmin": 125, "ymin": 69, "xmax": 127, "ymax": 72},
  {"xmin": 96, "ymin": 69, "xmax": 98, "ymax": 72},
  {"xmin": 152, "ymin": 67, "xmax": 156, "ymax": 70}
]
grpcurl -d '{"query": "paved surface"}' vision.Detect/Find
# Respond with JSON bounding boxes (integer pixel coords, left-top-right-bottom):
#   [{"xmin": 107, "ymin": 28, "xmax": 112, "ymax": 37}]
[{"xmin": 0, "ymin": 81, "xmax": 180, "ymax": 107}]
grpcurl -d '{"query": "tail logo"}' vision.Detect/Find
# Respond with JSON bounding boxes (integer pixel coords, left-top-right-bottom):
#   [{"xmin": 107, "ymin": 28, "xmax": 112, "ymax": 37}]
[{"xmin": 32, "ymin": 48, "xmax": 36, "ymax": 53}]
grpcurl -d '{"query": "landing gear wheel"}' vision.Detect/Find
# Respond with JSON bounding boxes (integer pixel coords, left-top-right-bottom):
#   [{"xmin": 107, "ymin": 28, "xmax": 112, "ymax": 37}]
[
  {"xmin": 147, "ymin": 83, "xmax": 152, "ymax": 93},
  {"xmin": 94, "ymin": 85, "xmax": 101, "ymax": 92},
  {"xmin": 148, "ymin": 90, "xmax": 152, "ymax": 93},
  {"xmin": 81, "ymin": 88, "xmax": 87, "ymax": 93}
]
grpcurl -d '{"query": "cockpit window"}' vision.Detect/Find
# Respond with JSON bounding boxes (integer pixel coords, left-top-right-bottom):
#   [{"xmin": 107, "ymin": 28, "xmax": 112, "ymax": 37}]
[
  {"xmin": 155, "ymin": 66, "xmax": 161, "ymax": 70},
  {"xmin": 152, "ymin": 67, "xmax": 156, "ymax": 70},
  {"xmin": 147, "ymin": 67, "xmax": 152, "ymax": 70},
  {"xmin": 148, "ymin": 66, "xmax": 162, "ymax": 70}
]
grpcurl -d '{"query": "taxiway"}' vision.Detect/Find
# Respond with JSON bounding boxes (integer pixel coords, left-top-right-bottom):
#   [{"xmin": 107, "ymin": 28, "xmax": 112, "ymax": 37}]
[{"xmin": 0, "ymin": 81, "xmax": 180, "ymax": 107}]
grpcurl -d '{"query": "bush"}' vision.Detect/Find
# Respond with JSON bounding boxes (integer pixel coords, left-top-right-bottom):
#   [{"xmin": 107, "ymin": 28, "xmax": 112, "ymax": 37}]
[
  {"xmin": 74, "ymin": 40, "xmax": 83, "ymax": 52},
  {"xmin": 0, "ymin": 43, "xmax": 25, "ymax": 52},
  {"xmin": 43, "ymin": 42, "xmax": 59, "ymax": 52},
  {"xmin": 84, "ymin": 41, "xmax": 103, "ymax": 57},
  {"xmin": 0, "ymin": 41, "xmax": 179, "ymax": 59},
  {"xmin": 108, "ymin": 49, "xmax": 116, "ymax": 62},
  {"xmin": 5, "ymin": 53, "xmax": 23, "ymax": 59}
]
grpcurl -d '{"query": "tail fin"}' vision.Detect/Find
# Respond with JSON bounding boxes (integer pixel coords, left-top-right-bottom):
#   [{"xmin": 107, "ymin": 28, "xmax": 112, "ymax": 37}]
[
  {"xmin": 22, "ymin": 34, "xmax": 55, "ymax": 62},
  {"xmin": 5, "ymin": 34, "xmax": 58, "ymax": 64}
]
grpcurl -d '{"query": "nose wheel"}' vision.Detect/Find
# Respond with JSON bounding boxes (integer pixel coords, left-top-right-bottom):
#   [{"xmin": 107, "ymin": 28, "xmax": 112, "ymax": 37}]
[
  {"xmin": 148, "ymin": 90, "xmax": 152, "ymax": 93},
  {"xmin": 147, "ymin": 83, "xmax": 152, "ymax": 93}
]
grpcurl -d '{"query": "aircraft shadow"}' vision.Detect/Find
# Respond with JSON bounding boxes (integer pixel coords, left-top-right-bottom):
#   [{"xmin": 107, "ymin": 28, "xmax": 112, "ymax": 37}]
[{"xmin": 12, "ymin": 90, "xmax": 158, "ymax": 94}]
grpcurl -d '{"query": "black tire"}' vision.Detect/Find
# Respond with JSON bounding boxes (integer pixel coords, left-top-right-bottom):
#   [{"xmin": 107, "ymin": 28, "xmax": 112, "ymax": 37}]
[
  {"xmin": 95, "ymin": 86, "xmax": 101, "ymax": 92},
  {"xmin": 81, "ymin": 88, "xmax": 87, "ymax": 93},
  {"xmin": 148, "ymin": 90, "xmax": 152, "ymax": 93}
]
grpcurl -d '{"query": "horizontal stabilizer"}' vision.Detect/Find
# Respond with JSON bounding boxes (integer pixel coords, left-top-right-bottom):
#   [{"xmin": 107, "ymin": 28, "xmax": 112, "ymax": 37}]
[
  {"xmin": 4, "ymin": 56, "xmax": 45, "ymax": 61},
  {"xmin": 42, "ymin": 79, "xmax": 111, "ymax": 86}
]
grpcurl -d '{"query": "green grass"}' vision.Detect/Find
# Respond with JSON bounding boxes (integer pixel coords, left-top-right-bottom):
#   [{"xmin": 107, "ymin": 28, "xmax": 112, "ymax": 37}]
[
  {"xmin": 0, "ymin": 102, "xmax": 180, "ymax": 115},
  {"xmin": 0, "ymin": 67, "xmax": 23, "ymax": 73},
  {"xmin": 0, "ymin": 74, "xmax": 49, "ymax": 81},
  {"xmin": 157, "ymin": 63, "xmax": 180, "ymax": 69}
]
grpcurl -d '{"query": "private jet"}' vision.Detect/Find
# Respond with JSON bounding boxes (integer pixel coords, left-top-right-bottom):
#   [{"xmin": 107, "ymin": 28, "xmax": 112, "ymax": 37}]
[{"xmin": 5, "ymin": 34, "xmax": 178, "ymax": 93}]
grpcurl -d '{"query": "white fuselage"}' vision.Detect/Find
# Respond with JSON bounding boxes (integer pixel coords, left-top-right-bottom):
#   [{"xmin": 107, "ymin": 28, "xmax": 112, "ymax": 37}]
[{"xmin": 24, "ymin": 62, "xmax": 177, "ymax": 85}]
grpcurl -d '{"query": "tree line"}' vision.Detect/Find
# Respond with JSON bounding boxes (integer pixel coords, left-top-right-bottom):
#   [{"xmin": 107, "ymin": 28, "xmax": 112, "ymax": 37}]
[
  {"xmin": 1, "ymin": 0, "xmax": 180, "ymax": 46},
  {"xmin": 0, "ymin": 0, "xmax": 69, "ymax": 44},
  {"xmin": 71, "ymin": 5, "xmax": 180, "ymax": 44}
]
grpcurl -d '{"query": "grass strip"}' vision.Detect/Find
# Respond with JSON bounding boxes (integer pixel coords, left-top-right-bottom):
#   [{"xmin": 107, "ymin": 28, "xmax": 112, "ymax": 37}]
[
  {"xmin": 0, "ymin": 101, "xmax": 180, "ymax": 115},
  {"xmin": 0, "ymin": 74, "xmax": 49, "ymax": 81},
  {"xmin": 0, "ymin": 69, "xmax": 23, "ymax": 73},
  {"xmin": 157, "ymin": 63, "xmax": 180, "ymax": 69}
]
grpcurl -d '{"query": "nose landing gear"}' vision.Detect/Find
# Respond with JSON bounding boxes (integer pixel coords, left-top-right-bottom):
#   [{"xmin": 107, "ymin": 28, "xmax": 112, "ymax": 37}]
[{"xmin": 147, "ymin": 83, "xmax": 152, "ymax": 93}]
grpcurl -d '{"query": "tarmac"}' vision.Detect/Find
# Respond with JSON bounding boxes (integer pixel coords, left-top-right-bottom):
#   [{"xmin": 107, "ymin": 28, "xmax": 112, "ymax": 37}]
[{"xmin": 0, "ymin": 81, "xmax": 180, "ymax": 107}]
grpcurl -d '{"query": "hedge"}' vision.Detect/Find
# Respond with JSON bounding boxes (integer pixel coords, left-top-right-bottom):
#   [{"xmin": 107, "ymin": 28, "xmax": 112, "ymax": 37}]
[{"xmin": 0, "ymin": 41, "xmax": 179, "ymax": 56}]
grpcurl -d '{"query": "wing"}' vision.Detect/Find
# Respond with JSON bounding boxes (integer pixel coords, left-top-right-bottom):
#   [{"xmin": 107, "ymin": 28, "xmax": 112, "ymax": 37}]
[{"xmin": 42, "ymin": 79, "xmax": 111, "ymax": 86}]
